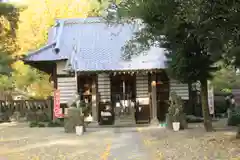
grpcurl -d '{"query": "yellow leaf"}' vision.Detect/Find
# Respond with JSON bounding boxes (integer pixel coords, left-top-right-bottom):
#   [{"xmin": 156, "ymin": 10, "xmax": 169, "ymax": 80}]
[{"xmin": 17, "ymin": 0, "xmax": 98, "ymax": 55}]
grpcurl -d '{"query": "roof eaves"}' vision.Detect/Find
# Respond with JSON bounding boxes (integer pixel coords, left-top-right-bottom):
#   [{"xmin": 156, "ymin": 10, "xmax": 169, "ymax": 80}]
[{"xmin": 25, "ymin": 42, "xmax": 56, "ymax": 58}]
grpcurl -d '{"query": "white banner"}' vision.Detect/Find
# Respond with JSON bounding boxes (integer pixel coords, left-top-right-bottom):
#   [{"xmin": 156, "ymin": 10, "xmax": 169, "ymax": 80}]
[{"xmin": 208, "ymin": 81, "xmax": 214, "ymax": 115}]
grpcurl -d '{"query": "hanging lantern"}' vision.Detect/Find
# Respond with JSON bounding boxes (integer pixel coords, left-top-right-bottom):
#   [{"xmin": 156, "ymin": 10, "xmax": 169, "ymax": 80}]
[{"xmin": 151, "ymin": 81, "xmax": 157, "ymax": 87}]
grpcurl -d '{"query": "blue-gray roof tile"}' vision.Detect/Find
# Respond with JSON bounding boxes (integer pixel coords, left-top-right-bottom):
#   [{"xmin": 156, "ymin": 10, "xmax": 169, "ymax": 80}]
[
  {"xmin": 24, "ymin": 43, "xmax": 67, "ymax": 61},
  {"xmin": 24, "ymin": 17, "xmax": 167, "ymax": 70}
]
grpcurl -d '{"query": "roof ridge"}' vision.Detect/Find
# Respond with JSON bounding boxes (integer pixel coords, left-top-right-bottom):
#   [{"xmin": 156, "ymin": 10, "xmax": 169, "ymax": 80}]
[{"xmin": 55, "ymin": 17, "xmax": 104, "ymax": 25}]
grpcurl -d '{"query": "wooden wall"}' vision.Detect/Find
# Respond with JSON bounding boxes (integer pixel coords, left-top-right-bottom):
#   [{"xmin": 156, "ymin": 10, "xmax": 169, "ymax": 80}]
[
  {"xmin": 135, "ymin": 74, "xmax": 150, "ymax": 123},
  {"xmin": 97, "ymin": 73, "xmax": 111, "ymax": 102},
  {"xmin": 56, "ymin": 61, "xmax": 77, "ymax": 104},
  {"xmin": 57, "ymin": 77, "xmax": 76, "ymax": 104},
  {"xmin": 136, "ymin": 74, "xmax": 149, "ymax": 99},
  {"xmin": 170, "ymin": 80, "xmax": 189, "ymax": 100},
  {"xmin": 56, "ymin": 60, "xmax": 68, "ymax": 75}
]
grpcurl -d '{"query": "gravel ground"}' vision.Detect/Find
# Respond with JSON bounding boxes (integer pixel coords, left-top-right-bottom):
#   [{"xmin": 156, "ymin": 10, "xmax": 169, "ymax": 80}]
[
  {"xmin": 0, "ymin": 123, "xmax": 151, "ymax": 160},
  {"xmin": 138, "ymin": 120, "xmax": 240, "ymax": 160},
  {"xmin": 0, "ymin": 120, "xmax": 239, "ymax": 160},
  {"xmin": 0, "ymin": 123, "xmax": 111, "ymax": 160}
]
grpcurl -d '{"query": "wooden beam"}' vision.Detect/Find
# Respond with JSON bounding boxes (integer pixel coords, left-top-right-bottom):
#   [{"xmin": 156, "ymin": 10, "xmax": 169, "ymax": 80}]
[
  {"xmin": 150, "ymin": 74, "xmax": 159, "ymax": 125},
  {"xmin": 91, "ymin": 76, "xmax": 98, "ymax": 122}
]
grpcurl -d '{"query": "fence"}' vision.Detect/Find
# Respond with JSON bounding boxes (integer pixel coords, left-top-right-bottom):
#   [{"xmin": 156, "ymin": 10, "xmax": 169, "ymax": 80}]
[{"xmin": 0, "ymin": 98, "xmax": 53, "ymax": 122}]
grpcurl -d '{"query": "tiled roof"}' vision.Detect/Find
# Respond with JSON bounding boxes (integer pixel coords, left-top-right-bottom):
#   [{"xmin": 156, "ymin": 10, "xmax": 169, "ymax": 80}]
[
  {"xmin": 24, "ymin": 42, "xmax": 67, "ymax": 61},
  {"xmin": 24, "ymin": 17, "xmax": 167, "ymax": 70}
]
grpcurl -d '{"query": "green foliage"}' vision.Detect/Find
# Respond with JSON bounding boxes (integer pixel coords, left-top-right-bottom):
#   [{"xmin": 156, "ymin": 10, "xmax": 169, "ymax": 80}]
[
  {"xmin": 0, "ymin": 51, "xmax": 13, "ymax": 75},
  {"xmin": 111, "ymin": 0, "xmax": 217, "ymax": 131},
  {"xmin": 10, "ymin": 0, "xmax": 107, "ymax": 99},
  {"xmin": 168, "ymin": 92, "xmax": 184, "ymax": 122},
  {"xmin": 38, "ymin": 123, "xmax": 46, "ymax": 128},
  {"xmin": 17, "ymin": 0, "xmax": 105, "ymax": 54},
  {"xmin": 214, "ymin": 101, "xmax": 228, "ymax": 115},
  {"xmin": 29, "ymin": 121, "xmax": 46, "ymax": 128},
  {"xmin": 47, "ymin": 121, "xmax": 63, "ymax": 127},
  {"xmin": 212, "ymin": 62, "xmax": 240, "ymax": 92},
  {"xmin": 228, "ymin": 107, "xmax": 240, "ymax": 126},
  {"xmin": 112, "ymin": 0, "xmax": 218, "ymax": 83},
  {"xmin": 29, "ymin": 121, "xmax": 38, "ymax": 127},
  {"xmin": 0, "ymin": 3, "xmax": 19, "ymax": 77},
  {"xmin": 0, "ymin": 2, "xmax": 19, "ymax": 37},
  {"xmin": 0, "ymin": 75, "xmax": 13, "ymax": 90}
]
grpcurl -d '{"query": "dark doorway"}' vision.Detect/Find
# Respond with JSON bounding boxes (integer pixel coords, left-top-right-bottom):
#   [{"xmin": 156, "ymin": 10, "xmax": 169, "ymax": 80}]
[
  {"xmin": 77, "ymin": 75, "xmax": 95, "ymax": 117},
  {"xmin": 111, "ymin": 74, "xmax": 136, "ymax": 102},
  {"xmin": 111, "ymin": 74, "xmax": 136, "ymax": 124},
  {"xmin": 156, "ymin": 71, "xmax": 170, "ymax": 122}
]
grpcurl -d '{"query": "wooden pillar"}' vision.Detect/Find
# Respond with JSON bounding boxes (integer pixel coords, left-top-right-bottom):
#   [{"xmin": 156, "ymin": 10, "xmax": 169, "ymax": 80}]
[
  {"xmin": 150, "ymin": 74, "xmax": 159, "ymax": 125},
  {"xmin": 91, "ymin": 77, "xmax": 98, "ymax": 122},
  {"xmin": 52, "ymin": 63, "xmax": 58, "ymax": 89}
]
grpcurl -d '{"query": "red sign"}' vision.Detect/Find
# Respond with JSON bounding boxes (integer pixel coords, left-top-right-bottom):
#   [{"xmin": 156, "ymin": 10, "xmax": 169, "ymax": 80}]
[{"xmin": 54, "ymin": 89, "xmax": 63, "ymax": 118}]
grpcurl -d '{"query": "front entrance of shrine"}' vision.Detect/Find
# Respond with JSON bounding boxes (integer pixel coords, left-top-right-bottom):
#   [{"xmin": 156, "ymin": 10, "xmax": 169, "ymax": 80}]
[{"xmin": 111, "ymin": 74, "xmax": 136, "ymax": 125}]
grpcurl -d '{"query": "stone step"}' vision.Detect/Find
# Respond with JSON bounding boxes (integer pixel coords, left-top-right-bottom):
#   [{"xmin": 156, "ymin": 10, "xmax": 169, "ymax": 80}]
[
  {"xmin": 115, "ymin": 120, "xmax": 136, "ymax": 124},
  {"xmin": 116, "ymin": 120, "xmax": 135, "ymax": 122},
  {"xmin": 114, "ymin": 121, "xmax": 136, "ymax": 125}
]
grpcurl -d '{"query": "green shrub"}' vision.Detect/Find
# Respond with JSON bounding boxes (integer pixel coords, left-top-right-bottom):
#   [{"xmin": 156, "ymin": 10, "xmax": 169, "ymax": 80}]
[
  {"xmin": 228, "ymin": 108, "xmax": 240, "ymax": 126},
  {"xmin": 38, "ymin": 123, "xmax": 46, "ymax": 127},
  {"xmin": 29, "ymin": 121, "xmax": 46, "ymax": 128},
  {"xmin": 166, "ymin": 92, "xmax": 187, "ymax": 129},
  {"xmin": 215, "ymin": 101, "xmax": 228, "ymax": 114},
  {"xmin": 47, "ymin": 121, "xmax": 63, "ymax": 127},
  {"xmin": 29, "ymin": 121, "xmax": 39, "ymax": 127},
  {"xmin": 168, "ymin": 92, "xmax": 184, "ymax": 122}
]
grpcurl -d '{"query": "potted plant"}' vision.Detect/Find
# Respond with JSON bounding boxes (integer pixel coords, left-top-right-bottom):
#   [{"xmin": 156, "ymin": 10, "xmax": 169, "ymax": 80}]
[{"xmin": 168, "ymin": 92, "xmax": 183, "ymax": 131}]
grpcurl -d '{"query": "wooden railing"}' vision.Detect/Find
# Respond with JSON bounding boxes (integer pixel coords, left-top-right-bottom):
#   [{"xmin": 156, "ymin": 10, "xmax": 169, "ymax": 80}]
[{"xmin": 0, "ymin": 98, "xmax": 53, "ymax": 122}]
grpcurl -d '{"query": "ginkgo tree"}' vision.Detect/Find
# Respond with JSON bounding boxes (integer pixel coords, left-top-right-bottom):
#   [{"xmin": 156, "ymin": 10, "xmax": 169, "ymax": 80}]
[
  {"xmin": 0, "ymin": 2, "xmax": 19, "ymax": 72},
  {"xmin": 11, "ymin": 0, "xmax": 106, "ymax": 99},
  {"xmin": 16, "ymin": 0, "xmax": 105, "ymax": 54}
]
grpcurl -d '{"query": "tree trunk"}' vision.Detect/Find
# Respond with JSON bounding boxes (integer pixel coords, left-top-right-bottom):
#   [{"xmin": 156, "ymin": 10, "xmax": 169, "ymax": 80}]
[
  {"xmin": 200, "ymin": 79, "xmax": 214, "ymax": 132},
  {"xmin": 237, "ymin": 125, "xmax": 240, "ymax": 139},
  {"xmin": 188, "ymin": 81, "xmax": 194, "ymax": 115}
]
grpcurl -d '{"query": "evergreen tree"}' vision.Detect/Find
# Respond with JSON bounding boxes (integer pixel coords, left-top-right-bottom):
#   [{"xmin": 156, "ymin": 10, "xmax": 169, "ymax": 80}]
[{"xmin": 108, "ymin": 0, "xmax": 235, "ymax": 131}]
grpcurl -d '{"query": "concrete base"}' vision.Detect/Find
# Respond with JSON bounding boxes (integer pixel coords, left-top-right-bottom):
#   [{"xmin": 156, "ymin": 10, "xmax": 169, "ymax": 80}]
[{"xmin": 150, "ymin": 117, "xmax": 159, "ymax": 126}]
